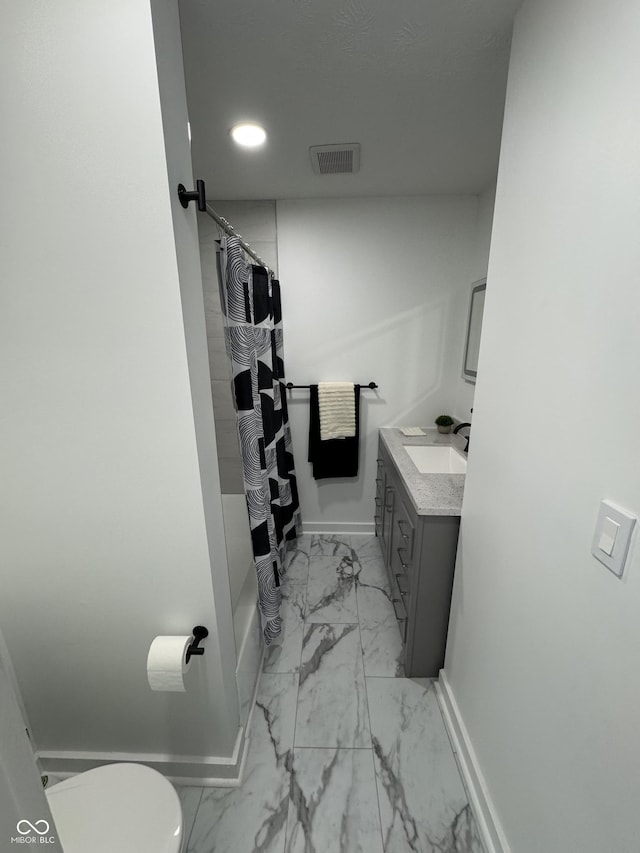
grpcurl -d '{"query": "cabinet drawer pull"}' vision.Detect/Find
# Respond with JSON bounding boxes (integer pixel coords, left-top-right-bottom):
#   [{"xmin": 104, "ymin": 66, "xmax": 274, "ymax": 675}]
[
  {"xmin": 396, "ymin": 547, "xmax": 408, "ymax": 570},
  {"xmin": 395, "ymin": 572, "xmax": 409, "ymax": 597},
  {"xmin": 374, "ymin": 496, "xmax": 382, "ymax": 506},
  {"xmin": 375, "ymin": 477, "xmax": 382, "ymax": 486},
  {"xmin": 397, "ymin": 519, "xmax": 411, "ymax": 540},
  {"xmin": 376, "ymin": 457, "xmax": 383, "ymax": 463},
  {"xmin": 391, "ymin": 598, "xmax": 407, "ymax": 623}
]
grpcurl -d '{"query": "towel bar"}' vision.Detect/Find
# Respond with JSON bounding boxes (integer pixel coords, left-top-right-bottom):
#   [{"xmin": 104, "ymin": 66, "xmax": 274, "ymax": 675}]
[{"xmin": 285, "ymin": 381, "xmax": 378, "ymax": 390}]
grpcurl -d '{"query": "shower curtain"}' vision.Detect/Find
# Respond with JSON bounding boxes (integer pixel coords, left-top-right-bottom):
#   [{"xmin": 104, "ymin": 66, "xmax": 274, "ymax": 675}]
[{"xmin": 217, "ymin": 236, "xmax": 301, "ymax": 644}]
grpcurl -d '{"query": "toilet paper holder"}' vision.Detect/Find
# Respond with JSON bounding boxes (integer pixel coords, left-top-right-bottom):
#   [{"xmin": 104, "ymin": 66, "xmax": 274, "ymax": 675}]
[{"xmin": 185, "ymin": 626, "xmax": 209, "ymax": 664}]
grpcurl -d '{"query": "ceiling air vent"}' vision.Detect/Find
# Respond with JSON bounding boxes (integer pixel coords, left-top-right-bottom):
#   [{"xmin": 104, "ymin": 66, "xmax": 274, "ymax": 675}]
[{"xmin": 310, "ymin": 143, "xmax": 361, "ymax": 175}]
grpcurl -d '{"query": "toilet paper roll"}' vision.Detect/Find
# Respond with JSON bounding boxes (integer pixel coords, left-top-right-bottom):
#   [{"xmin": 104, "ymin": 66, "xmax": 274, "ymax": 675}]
[{"xmin": 146, "ymin": 636, "xmax": 191, "ymax": 692}]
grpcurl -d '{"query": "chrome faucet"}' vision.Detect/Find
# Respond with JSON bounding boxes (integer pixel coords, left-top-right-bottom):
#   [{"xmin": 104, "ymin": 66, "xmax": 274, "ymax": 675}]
[{"xmin": 453, "ymin": 421, "xmax": 471, "ymax": 453}]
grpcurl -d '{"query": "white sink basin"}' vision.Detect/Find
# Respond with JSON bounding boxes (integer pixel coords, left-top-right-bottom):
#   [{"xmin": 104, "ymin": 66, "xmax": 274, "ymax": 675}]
[{"xmin": 404, "ymin": 444, "xmax": 467, "ymax": 474}]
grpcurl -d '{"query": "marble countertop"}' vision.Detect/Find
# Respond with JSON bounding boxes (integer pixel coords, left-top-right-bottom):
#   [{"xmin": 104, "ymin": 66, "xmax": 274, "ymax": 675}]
[{"xmin": 379, "ymin": 428, "xmax": 467, "ymax": 517}]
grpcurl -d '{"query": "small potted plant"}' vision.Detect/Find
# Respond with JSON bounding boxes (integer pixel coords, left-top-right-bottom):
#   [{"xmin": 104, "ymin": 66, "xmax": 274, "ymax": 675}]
[{"xmin": 435, "ymin": 414, "xmax": 454, "ymax": 434}]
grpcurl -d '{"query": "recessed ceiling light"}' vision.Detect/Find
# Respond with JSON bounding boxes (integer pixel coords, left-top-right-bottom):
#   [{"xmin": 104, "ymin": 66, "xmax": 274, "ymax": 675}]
[{"xmin": 230, "ymin": 122, "xmax": 267, "ymax": 148}]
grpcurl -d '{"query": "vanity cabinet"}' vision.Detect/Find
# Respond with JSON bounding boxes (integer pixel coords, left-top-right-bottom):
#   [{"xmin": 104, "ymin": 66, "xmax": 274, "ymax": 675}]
[{"xmin": 375, "ymin": 439, "xmax": 461, "ymax": 677}]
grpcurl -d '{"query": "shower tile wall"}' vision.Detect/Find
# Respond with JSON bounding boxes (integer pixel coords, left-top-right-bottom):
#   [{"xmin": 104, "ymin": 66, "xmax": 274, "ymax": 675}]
[{"xmin": 197, "ymin": 199, "xmax": 278, "ymax": 493}]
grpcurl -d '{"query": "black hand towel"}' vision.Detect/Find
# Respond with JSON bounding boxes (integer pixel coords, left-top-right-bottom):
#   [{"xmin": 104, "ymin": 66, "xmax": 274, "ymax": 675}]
[{"xmin": 308, "ymin": 384, "xmax": 361, "ymax": 479}]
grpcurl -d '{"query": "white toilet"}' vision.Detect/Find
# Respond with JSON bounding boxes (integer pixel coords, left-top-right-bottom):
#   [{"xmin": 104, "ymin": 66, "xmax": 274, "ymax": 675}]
[{"xmin": 45, "ymin": 763, "xmax": 185, "ymax": 853}]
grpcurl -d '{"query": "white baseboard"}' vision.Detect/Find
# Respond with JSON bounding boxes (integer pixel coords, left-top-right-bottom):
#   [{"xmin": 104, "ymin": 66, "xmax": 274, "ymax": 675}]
[
  {"xmin": 37, "ymin": 724, "xmax": 247, "ymax": 788},
  {"xmin": 435, "ymin": 671, "xmax": 510, "ymax": 853},
  {"xmin": 302, "ymin": 521, "xmax": 375, "ymax": 535}
]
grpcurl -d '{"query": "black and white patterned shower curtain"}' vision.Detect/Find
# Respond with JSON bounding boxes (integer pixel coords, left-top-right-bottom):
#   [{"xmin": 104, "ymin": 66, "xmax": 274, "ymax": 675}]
[{"xmin": 218, "ymin": 236, "xmax": 301, "ymax": 644}]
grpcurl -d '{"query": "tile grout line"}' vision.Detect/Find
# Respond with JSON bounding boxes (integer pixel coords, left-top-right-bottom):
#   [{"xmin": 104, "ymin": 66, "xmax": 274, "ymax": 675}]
[
  {"xmin": 290, "ymin": 548, "xmax": 308, "ymax": 748},
  {"xmin": 284, "ymin": 535, "xmax": 387, "ymax": 852},
  {"xmin": 287, "ymin": 536, "xmax": 311, "ymax": 743},
  {"xmin": 353, "ymin": 534, "xmax": 387, "ymax": 853},
  {"xmin": 184, "ymin": 787, "xmax": 205, "ymax": 853},
  {"xmin": 291, "ymin": 744, "xmax": 375, "ymax": 751},
  {"xmin": 282, "ymin": 536, "xmax": 311, "ymax": 852}
]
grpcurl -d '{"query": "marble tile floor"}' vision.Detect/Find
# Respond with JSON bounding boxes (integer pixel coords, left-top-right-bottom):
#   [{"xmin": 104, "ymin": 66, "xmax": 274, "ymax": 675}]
[{"xmin": 180, "ymin": 534, "xmax": 485, "ymax": 853}]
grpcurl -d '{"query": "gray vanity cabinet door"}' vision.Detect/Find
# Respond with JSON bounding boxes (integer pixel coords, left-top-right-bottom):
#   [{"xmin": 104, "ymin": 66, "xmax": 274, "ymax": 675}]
[
  {"xmin": 376, "ymin": 450, "xmax": 395, "ymax": 566},
  {"xmin": 382, "ymin": 482, "xmax": 395, "ymax": 565},
  {"xmin": 390, "ymin": 496, "xmax": 414, "ymax": 602},
  {"xmin": 374, "ymin": 456, "xmax": 384, "ymax": 541},
  {"xmin": 405, "ymin": 515, "xmax": 460, "ymax": 677},
  {"xmin": 376, "ymin": 445, "xmax": 407, "ymax": 646}
]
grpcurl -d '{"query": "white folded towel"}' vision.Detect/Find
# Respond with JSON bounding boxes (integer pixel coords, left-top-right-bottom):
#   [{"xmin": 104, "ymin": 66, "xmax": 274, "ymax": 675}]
[{"xmin": 318, "ymin": 382, "xmax": 356, "ymax": 440}]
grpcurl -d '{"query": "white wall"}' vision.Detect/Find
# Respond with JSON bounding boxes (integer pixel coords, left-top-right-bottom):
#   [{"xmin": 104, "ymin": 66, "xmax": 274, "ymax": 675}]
[
  {"xmin": 150, "ymin": 0, "xmax": 242, "ymax": 768},
  {"xmin": 277, "ymin": 196, "xmax": 478, "ymax": 531},
  {"xmin": 445, "ymin": 1, "xmax": 640, "ymax": 850},
  {"xmin": 0, "ymin": 0, "xmax": 239, "ymax": 779},
  {"xmin": 453, "ymin": 184, "xmax": 496, "ymax": 422}
]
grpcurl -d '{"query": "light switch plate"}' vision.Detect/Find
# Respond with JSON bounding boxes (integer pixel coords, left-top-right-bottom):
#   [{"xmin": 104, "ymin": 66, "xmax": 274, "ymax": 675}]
[{"xmin": 591, "ymin": 500, "xmax": 636, "ymax": 578}]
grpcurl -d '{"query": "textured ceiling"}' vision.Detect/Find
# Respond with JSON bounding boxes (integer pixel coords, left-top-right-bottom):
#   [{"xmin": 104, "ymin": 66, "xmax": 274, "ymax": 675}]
[{"xmin": 179, "ymin": 0, "xmax": 521, "ymax": 199}]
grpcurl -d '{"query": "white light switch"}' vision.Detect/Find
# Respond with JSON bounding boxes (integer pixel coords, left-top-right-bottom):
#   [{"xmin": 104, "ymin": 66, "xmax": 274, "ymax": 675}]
[
  {"xmin": 591, "ymin": 500, "xmax": 636, "ymax": 578},
  {"xmin": 597, "ymin": 516, "xmax": 619, "ymax": 556}
]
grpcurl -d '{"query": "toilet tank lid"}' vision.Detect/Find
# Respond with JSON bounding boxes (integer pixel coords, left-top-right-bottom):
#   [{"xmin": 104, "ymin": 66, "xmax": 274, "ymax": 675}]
[{"xmin": 46, "ymin": 763, "xmax": 182, "ymax": 853}]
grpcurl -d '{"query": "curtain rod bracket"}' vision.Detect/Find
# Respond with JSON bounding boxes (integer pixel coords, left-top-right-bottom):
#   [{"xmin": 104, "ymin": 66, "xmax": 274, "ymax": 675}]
[{"xmin": 178, "ymin": 179, "xmax": 207, "ymax": 211}]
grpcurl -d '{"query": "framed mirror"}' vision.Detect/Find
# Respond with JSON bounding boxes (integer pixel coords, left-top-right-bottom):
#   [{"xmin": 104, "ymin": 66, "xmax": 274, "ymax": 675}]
[{"xmin": 462, "ymin": 278, "xmax": 486, "ymax": 383}]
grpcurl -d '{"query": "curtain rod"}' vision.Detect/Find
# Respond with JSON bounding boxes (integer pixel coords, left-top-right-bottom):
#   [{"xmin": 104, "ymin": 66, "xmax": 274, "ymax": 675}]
[{"xmin": 205, "ymin": 204, "xmax": 273, "ymax": 275}]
